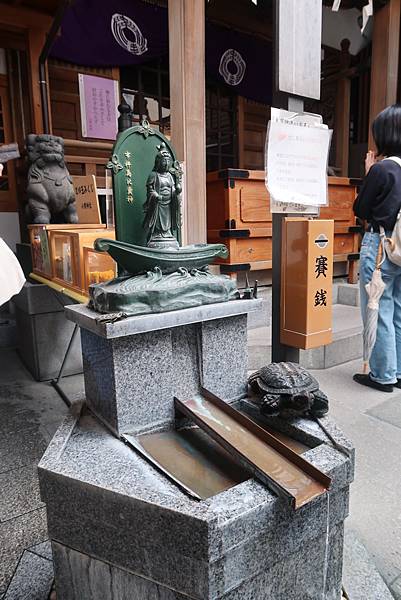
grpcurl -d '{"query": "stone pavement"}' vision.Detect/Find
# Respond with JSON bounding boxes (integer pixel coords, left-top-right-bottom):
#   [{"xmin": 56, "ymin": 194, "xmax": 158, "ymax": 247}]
[
  {"xmin": 0, "ymin": 348, "xmax": 71, "ymax": 598},
  {"xmin": 310, "ymin": 358, "xmax": 401, "ymax": 599},
  {"xmin": 0, "ymin": 345, "xmax": 400, "ymax": 598}
]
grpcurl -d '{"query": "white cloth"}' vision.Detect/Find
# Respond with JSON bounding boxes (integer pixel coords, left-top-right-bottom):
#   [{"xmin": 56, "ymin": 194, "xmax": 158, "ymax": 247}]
[{"xmin": 0, "ymin": 238, "xmax": 25, "ymax": 306}]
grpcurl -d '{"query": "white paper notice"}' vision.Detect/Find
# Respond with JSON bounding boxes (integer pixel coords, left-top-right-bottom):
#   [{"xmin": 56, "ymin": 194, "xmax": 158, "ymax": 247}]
[{"xmin": 267, "ymin": 120, "xmax": 331, "ymax": 207}]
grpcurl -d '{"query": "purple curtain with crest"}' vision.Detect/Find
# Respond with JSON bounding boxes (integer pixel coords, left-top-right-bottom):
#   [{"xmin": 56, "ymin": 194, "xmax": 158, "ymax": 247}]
[{"xmin": 50, "ymin": 0, "xmax": 272, "ymax": 105}]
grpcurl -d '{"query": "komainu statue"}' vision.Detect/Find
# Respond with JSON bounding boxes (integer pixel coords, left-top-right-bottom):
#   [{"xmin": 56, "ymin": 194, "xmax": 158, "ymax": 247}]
[{"xmin": 26, "ymin": 134, "xmax": 78, "ymax": 224}]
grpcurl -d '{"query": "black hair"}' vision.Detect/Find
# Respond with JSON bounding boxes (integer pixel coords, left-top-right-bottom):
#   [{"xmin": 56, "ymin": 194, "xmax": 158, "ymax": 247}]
[{"xmin": 372, "ymin": 104, "xmax": 401, "ymax": 157}]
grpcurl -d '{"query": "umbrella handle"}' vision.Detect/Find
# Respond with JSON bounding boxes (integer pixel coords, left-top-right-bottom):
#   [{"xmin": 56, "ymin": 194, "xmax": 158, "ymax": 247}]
[{"xmin": 375, "ymin": 237, "xmax": 385, "ymax": 269}]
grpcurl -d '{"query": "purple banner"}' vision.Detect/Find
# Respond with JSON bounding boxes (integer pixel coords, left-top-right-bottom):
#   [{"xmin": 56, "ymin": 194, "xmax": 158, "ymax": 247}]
[
  {"xmin": 79, "ymin": 74, "xmax": 119, "ymax": 140},
  {"xmin": 51, "ymin": 0, "xmax": 168, "ymax": 67},
  {"xmin": 51, "ymin": 0, "xmax": 272, "ymax": 105},
  {"xmin": 206, "ymin": 24, "xmax": 272, "ymax": 105}
]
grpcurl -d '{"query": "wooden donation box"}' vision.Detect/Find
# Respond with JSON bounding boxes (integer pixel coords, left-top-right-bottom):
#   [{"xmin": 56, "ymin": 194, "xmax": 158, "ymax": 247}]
[
  {"xmin": 48, "ymin": 228, "xmax": 115, "ymax": 294},
  {"xmin": 281, "ymin": 218, "xmax": 334, "ymax": 350},
  {"xmin": 29, "ymin": 224, "xmax": 116, "ymax": 295},
  {"xmin": 206, "ymin": 170, "xmax": 361, "ymax": 281}
]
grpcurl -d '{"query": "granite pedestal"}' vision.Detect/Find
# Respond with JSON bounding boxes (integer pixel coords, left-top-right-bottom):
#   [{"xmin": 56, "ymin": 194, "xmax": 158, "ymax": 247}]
[
  {"xmin": 13, "ymin": 282, "xmax": 83, "ymax": 381},
  {"xmin": 39, "ymin": 299, "xmax": 354, "ymax": 599},
  {"xmin": 64, "ymin": 301, "xmax": 254, "ymax": 435}
]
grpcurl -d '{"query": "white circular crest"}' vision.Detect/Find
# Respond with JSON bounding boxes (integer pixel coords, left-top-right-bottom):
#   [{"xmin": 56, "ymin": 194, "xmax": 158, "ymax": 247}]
[
  {"xmin": 111, "ymin": 13, "xmax": 148, "ymax": 56},
  {"xmin": 219, "ymin": 49, "xmax": 246, "ymax": 86}
]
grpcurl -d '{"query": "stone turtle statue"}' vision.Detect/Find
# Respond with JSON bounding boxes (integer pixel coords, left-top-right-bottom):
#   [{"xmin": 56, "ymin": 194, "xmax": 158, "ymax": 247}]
[
  {"xmin": 248, "ymin": 362, "xmax": 329, "ymax": 418},
  {"xmin": 26, "ymin": 134, "xmax": 77, "ymax": 224}
]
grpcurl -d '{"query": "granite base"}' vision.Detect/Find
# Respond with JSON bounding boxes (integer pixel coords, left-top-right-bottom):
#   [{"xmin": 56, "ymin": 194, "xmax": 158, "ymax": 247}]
[{"xmin": 39, "ymin": 407, "xmax": 354, "ymax": 600}]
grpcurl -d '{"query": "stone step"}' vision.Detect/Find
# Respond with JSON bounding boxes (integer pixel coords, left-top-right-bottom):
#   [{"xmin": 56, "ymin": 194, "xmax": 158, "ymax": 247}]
[
  {"xmin": 336, "ymin": 282, "xmax": 360, "ymax": 307},
  {"xmin": 248, "ymin": 304, "xmax": 362, "ymax": 370},
  {"xmin": 247, "ymin": 280, "xmax": 360, "ymax": 331}
]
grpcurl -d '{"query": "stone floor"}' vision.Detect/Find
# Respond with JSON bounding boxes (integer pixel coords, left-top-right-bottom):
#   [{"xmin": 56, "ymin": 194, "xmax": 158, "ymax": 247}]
[
  {"xmin": 310, "ymin": 359, "xmax": 401, "ymax": 599},
  {"xmin": 0, "ymin": 348, "xmax": 76, "ymax": 599},
  {"xmin": 0, "ymin": 345, "xmax": 400, "ymax": 598}
]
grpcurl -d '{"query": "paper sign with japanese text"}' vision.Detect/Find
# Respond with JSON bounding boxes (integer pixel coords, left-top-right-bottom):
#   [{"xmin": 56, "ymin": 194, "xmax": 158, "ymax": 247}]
[
  {"xmin": 267, "ymin": 120, "xmax": 332, "ymax": 207},
  {"xmin": 266, "ymin": 108, "xmax": 331, "ymax": 214},
  {"xmin": 79, "ymin": 74, "xmax": 119, "ymax": 140},
  {"xmin": 72, "ymin": 175, "xmax": 101, "ymax": 224}
]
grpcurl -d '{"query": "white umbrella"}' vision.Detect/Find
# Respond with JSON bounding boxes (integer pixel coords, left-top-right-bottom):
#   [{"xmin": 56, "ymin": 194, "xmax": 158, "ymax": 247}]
[
  {"xmin": 363, "ymin": 240, "xmax": 386, "ymax": 373},
  {"xmin": 0, "ymin": 238, "xmax": 25, "ymax": 307}
]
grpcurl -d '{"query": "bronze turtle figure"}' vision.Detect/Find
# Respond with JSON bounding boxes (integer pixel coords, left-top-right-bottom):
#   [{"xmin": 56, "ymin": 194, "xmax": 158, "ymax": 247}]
[{"xmin": 248, "ymin": 362, "xmax": 329, "ymax": 418}]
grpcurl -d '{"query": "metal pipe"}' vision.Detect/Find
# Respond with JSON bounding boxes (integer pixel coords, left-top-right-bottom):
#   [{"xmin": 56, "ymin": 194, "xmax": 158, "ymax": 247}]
[{"xmin": 39, "ymin": 0, "xmax": 73, "ymax": 133}]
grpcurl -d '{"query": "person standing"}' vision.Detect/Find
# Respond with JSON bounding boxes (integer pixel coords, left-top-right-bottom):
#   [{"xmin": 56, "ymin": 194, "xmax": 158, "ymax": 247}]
[{"xmin": 353, "ymin": 104, "xmax": 401, "ymax": 392}]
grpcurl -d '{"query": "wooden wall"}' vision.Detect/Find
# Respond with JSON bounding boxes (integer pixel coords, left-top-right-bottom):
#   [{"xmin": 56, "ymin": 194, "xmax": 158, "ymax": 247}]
[
  {"xmin": 48, "ymin": 60, "xmax": 119, "ymax": 142},
  {"xmin": 238, "ymin": 97, "xmax": 270, "ymax": 170},
  {"xmin": 48, "ymin": 60, "xmax": 117, "ymax": 188}
]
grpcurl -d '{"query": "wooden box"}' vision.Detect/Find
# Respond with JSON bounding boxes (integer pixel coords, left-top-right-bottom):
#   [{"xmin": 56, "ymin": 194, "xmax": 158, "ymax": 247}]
[
  {"xmin": 206, "ymin": 170, "xmax": 361, "ymax": 282},
  {"xmin": 281, "ymin": 218, "xmax": 334, "ymax": 350},
  {"xmin": 83, "ymin": 247, "xmax": 117, "ymax": 293},
  {"xmin": 48, "ymin": 228, "xmax": 115, "ymax": 294},
  {"xmin": 29, "ymin": 224, "xmax": 108, "ymax": 279}
]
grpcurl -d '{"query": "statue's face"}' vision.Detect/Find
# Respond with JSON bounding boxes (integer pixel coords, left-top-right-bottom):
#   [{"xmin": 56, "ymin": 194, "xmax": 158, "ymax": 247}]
[{"xmin": 156, "ymin": 153, "xmax": 171, "ymax": 172}]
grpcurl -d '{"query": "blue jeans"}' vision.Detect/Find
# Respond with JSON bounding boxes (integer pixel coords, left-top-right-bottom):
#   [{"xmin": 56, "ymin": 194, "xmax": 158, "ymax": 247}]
[{"xmin": 360, "ymin": 232, "xmax": 401, "ymax": 384}]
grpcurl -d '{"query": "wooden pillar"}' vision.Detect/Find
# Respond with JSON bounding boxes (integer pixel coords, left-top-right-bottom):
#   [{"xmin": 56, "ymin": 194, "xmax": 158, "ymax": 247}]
[
  {"xmin": 335, "ymin": 39, "xmax": 351, "ymax": 176},
  {"xmin": 369, "ymin": 0, "xmax": 401, "ymax": 148},
  {"xmin": 27, "ymin": 28, "xmax": 47, "ymax": 133},
  {"xmin": 168, "ymin": 0, "xmax": 206, "ymax": 244}
]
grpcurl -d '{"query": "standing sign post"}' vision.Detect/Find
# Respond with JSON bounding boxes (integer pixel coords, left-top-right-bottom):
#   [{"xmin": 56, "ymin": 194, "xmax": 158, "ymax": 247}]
[{"xmin": 271, "ymin": 0, "xmax": 324, "ymax": 363}]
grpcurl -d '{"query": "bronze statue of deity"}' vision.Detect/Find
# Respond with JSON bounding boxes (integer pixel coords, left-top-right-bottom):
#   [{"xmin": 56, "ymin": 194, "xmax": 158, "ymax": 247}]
[{"xmin": 143, "ymin": 143, "xmax": 182, "ymax": 249}]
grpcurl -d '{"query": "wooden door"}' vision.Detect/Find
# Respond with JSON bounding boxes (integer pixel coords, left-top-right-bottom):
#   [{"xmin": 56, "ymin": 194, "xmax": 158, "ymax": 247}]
[{"xmin": 0, "ymin": 75, "xmax": 17, "ymax": 212}]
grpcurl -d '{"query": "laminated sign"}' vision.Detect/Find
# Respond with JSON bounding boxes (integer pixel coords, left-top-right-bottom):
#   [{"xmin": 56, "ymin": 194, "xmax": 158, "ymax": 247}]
[{"xmin": 267, "ymin": 120, "xmax": 332, "ymax": 207}]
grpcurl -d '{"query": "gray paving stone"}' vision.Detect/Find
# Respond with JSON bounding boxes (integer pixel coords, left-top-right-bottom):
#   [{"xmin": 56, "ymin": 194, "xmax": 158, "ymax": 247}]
[
  {"xmin": 342, "ymin": 529, "xmax": 394, "ymax": 600},
  {"xmin": 27, "ymin": 540, "xmax": 53, "ymax": 562},
  {"xmin": 366, "ymin": 397, "xmax": 401, "ymax": 431},
  {"xmin": 0, "ymin": 349, "xmax": 33, "ymax": 384},
  {"xmin": 0, "ymin": 464, "xmax": 44, "ymax": 522},
  {"xmin": 0, "ymin": 383, "xmax": 68, "ymax": 434},
  {"xmin": 4, "ymin": 550, "xmax": 53, "ymax": 600},
  {"xmin": 0, "ymin": 427, "xmax": 49, "ymax": 474},
  {"xmin": 390, "ymin": 574, "xmax": 401, "ymax": 600},
  {"xmin": 0, "ymin": 508, "xmax": 48, "ymax": 596}
]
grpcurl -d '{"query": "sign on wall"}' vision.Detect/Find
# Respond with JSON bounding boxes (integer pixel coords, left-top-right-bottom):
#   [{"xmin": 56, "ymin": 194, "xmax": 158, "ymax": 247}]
[{"xmin": 78, "ymin": 74, "xmax": 119, "ymax": 140}]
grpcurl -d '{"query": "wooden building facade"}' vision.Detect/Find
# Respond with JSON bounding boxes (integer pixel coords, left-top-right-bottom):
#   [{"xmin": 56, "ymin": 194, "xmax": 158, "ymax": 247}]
[{"xmin": 0, "ymin": 0, "xmax": 400, "ymax": 270}]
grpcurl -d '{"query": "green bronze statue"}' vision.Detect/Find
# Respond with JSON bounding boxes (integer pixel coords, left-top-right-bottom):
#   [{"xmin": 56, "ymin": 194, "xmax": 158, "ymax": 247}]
[
  {"xmin": 90, "ymin": 117, "xmax": 240, "ymax": 317},
  {"xmin": 143, "ymin": 143, "xmax": 181, "ymax": 249}
]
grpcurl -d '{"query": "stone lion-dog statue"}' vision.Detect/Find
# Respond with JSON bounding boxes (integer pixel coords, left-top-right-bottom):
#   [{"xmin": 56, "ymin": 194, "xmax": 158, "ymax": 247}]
[{"xmin": 26, "ymin": 134, "xmax": 78, "ymax": 224}]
